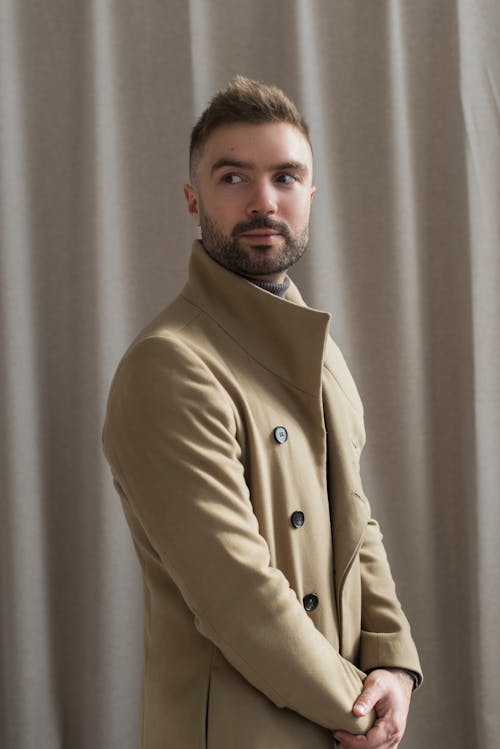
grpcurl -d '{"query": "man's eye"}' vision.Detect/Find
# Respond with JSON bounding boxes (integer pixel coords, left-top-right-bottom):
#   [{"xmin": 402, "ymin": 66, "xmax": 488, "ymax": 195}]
[
  {"xmin": 276, "ymin": 173, "xmax": 298, "ymax": 185},
  {"xmin": 222, "ymin": 173, "xmax": 243, "ymax": 184}
]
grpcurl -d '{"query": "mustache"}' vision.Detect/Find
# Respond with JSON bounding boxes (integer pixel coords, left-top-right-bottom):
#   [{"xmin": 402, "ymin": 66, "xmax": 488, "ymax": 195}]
[{"xmin": 231, "ymin": 216, "xmax": 291, "ymax": 238}]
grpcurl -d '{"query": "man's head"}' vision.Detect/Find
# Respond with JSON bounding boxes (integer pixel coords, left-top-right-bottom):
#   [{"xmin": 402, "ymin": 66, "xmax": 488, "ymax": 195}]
[
  {"xmin": 184, "ymin": 77, "xmax": 316, "ymax": 282},
  {"xmin": 188, "ymin": 76, "xmax": 311, "ymax": 182}
]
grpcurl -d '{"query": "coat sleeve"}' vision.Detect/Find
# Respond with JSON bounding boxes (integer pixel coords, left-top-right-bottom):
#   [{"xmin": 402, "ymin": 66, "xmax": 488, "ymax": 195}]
[
  {"xmin": 324, "ymin": 334, "xmax": 422, "ymax": 685},
  {"xmin": 358, "ymin": 515, "xmax": 423, "ymax": 684},
  {"xmin": 103, "ymin": 335, "xmax": 375, "ymax": 734}
]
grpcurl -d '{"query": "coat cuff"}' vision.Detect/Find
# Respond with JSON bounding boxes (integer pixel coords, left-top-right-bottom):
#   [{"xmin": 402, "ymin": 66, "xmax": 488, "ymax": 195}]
[{"xmin": 359, "ymin": 630, "xmax": 423, "ymax": 688}]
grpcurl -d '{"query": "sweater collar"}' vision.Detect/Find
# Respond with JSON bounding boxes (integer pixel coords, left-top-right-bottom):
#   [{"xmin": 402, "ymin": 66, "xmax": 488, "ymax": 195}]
[
  {"xmin": 181, "ymin": 241, "xmax": 331, "ymax": 397},
  {"xmin": 245, "ymin": 275, "xmax": 291, "ymax": 298}
]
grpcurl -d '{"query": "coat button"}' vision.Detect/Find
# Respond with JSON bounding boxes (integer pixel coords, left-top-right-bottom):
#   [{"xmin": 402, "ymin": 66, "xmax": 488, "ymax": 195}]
[
  {"xmin": 291, "ymin": 511, "xmax": 305, "ymax": 528},
  {"xmin": 273, "ymin": 426, "xmax": 288, "ymax": 444},
  {"xmin": 303, "ymin": 593, "xmax": 319, "ymax": 612}
]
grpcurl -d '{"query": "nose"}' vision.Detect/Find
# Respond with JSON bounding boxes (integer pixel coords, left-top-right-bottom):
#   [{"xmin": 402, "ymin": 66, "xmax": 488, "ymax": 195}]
[{"xmin": 246, "ymin": 180, "xmax": 278, "ymax": 215}]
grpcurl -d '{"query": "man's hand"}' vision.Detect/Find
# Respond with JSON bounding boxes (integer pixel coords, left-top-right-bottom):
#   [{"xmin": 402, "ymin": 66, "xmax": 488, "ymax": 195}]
[{"xmin": 333, "ymin": 668, "xmax": 414, "ymax": 749}]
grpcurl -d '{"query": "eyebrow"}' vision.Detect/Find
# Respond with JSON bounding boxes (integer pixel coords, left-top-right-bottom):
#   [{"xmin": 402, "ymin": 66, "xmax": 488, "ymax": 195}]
[{"xmin": 210, "ymin": 158, "xmax": 308, "ymax": 175}]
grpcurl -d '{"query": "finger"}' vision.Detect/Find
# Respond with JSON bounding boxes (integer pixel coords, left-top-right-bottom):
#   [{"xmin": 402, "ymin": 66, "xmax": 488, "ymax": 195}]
[
  {"xmin": 333, "ymin": 730, "xmax": 367, "ymax": 748},
  {"xmin": 335, "ymin": 720, "xmax": 391, "ymax": 749}
]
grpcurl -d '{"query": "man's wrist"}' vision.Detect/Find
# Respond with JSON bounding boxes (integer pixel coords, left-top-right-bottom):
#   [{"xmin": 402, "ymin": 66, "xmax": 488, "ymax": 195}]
[
  {"xmin": 386, "ymin": 667, "xmax": 419, "ymax": 690},
  {"xmin": 368, "ymin": 667, "xmax": 419, "ymax": 691}
]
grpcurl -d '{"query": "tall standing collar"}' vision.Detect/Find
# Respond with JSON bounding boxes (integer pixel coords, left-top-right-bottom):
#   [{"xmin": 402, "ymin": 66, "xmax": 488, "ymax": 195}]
[{"xmin": 181, "ymin": 241, "xmax": 331, "ymax": 396}]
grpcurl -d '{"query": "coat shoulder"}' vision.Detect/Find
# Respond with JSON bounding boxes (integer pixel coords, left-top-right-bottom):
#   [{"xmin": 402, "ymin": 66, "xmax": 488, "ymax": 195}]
[
  {"xmin": 110, "ymin": 294, "xmax": 210, "ymax": 380},
  {"xmin": 104, "ymin": 295, "xmax": 238, "ymax": 437}
]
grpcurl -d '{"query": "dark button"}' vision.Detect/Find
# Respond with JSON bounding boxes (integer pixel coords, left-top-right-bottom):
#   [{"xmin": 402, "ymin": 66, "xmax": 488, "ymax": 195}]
[
  {"xmin": 291, "ymin": 511, "xmax": 305, "ymax": 528},
  {"xmin": 303, "ymin": 593, "xmax": 319, "ymax": 612},
  {"xmin": 273, "ymin": 426, "xmax": 288, "ymax": 444}
]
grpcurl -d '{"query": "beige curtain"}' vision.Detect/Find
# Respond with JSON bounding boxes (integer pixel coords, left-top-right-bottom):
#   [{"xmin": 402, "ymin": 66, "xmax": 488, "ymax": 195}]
[{"xmin": 1, "ymin": 1, "xmax": 499, "ymax": 747}]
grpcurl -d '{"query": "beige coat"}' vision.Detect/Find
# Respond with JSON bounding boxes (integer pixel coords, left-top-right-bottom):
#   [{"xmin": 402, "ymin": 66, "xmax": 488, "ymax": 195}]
[{"xmin": 103, "ymin": 241, "xmax": 422, "ymax": 749}]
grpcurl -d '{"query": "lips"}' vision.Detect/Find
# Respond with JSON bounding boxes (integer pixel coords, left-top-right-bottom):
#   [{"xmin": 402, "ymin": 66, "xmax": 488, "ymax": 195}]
[
  {"xmin": 239, "ymin": 230, "xmax": 281, "ymax": 239},
  {"xmin": 232, "ymin": 218, "xmax": 289, "ymax": 240}
]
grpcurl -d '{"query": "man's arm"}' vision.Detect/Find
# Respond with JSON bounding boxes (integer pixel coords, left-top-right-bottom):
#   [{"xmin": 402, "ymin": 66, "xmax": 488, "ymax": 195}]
[
  {"xmin": 103, "ymin": 335, "xmax": 374, "ymax": 734},
  {"xmin": 358, "ymin": 518, "xmax": 422, "ymax": 680},
  {"xmin": 334, "ymin": 503, "xmax": 422, "ymax": 747}
]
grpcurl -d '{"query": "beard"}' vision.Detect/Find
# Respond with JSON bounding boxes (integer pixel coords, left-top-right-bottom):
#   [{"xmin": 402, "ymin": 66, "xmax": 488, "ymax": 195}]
[{"xmin": 199, "ymin": 212, "xmax": 309, "ymax": 278}]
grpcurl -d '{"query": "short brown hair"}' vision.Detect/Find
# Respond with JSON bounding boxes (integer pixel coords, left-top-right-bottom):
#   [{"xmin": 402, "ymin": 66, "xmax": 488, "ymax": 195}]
[{"xmin": 189, "ymin": 76, "xmax": 311, "ymax": 180}]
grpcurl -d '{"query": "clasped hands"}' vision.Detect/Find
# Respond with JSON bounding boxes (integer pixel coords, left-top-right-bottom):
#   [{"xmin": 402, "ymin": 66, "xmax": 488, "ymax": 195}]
[{"xmin": 334, "ymin": 668, "xmax": 414, "ymax": 749}]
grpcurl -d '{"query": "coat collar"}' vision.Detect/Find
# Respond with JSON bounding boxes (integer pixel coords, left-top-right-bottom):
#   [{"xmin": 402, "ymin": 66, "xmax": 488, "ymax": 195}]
[{"xmin": 182, "ymin": 241, "xmax": 331, "ymax": 397}]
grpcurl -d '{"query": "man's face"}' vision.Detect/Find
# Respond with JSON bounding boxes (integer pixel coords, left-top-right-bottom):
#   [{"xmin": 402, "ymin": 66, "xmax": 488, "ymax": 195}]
[{"xmin": 184, "ymin": 122, "xmax": 316, "ymax": 282}]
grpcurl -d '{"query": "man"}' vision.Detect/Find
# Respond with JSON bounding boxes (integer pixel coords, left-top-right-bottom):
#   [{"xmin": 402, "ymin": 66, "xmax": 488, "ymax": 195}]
[{"xmin": 103, "ymin": 76, "xmax": 422, "ymax": 749}]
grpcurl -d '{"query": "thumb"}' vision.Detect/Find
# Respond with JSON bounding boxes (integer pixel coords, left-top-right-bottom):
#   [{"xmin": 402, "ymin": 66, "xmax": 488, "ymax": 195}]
[{"xmin": 352, "ymin": 676, "xmax": 382, "ymax": 717}]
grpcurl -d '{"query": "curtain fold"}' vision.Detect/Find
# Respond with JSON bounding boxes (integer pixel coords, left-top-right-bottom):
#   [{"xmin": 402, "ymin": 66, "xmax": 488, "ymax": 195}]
[{"xmin": 1, "ymin": 2, "xmax": 499, "ymax": 747}]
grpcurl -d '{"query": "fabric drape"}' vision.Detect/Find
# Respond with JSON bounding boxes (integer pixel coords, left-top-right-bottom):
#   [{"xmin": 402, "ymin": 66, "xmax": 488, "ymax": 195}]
[{"xmin": 1, "ymin": 1, "xmax": 499, "ymax": 748}]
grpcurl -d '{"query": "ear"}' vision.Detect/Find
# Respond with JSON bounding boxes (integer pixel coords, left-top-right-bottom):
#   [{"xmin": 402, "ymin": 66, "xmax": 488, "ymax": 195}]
[
  {"xmin": 310, "ymin": 184, "xmax": 317, "ymax": 203},
  {"xmin": 184, "ymin": 184, "xmax": 201, "ymax": 226}
]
